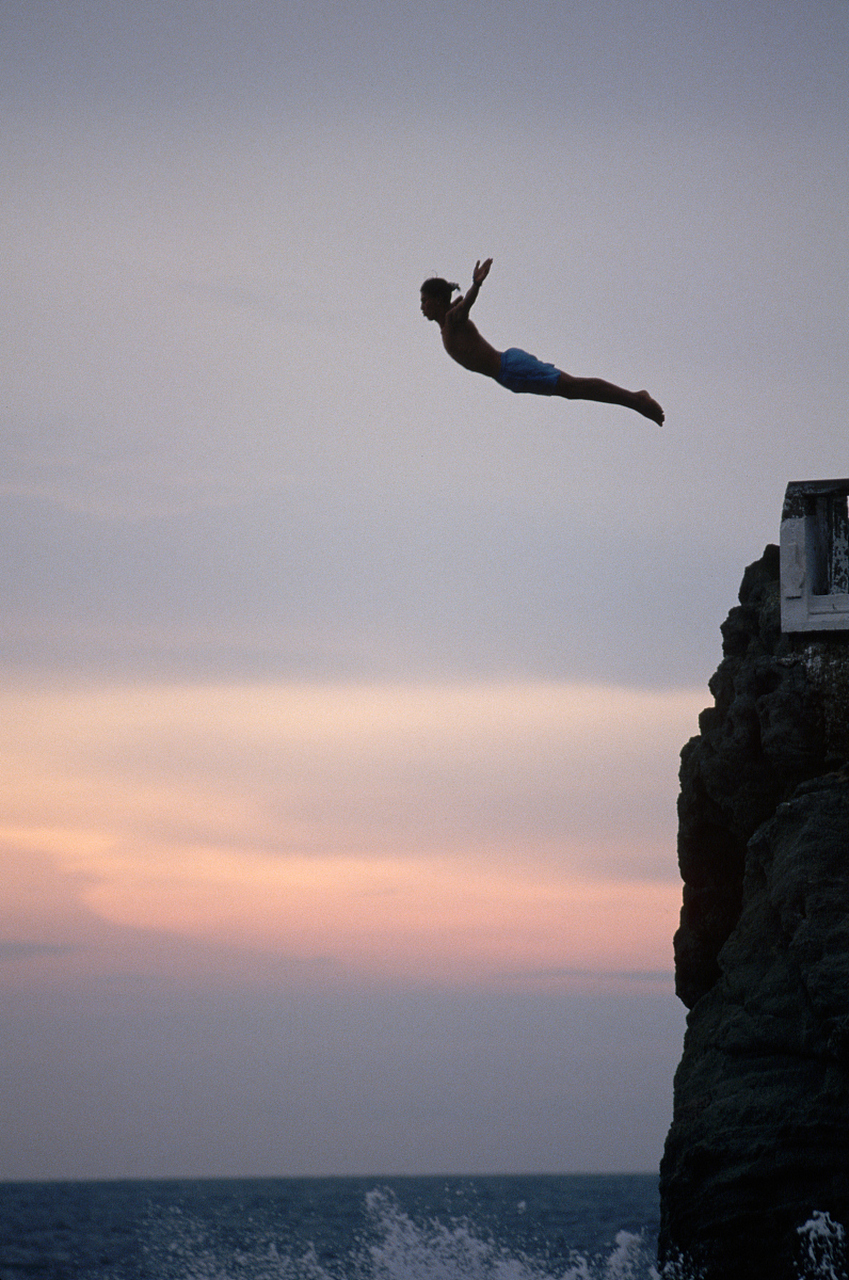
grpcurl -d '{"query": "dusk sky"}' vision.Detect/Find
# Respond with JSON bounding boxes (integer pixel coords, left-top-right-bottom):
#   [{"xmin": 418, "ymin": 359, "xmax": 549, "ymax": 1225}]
[{"xmin": 2, "ymin": 0, "xmax": 847, "ymax": 1180}]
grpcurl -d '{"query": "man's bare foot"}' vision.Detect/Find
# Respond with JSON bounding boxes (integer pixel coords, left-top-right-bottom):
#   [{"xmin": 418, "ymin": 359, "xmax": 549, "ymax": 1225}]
[{"xmin": 634, "ymin": 390, "xmax": 664, "ymax": 426}]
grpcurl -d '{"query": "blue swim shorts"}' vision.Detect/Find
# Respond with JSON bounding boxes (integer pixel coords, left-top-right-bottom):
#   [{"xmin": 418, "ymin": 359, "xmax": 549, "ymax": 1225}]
[{"xmin": 495, "ymin": 347, "xmax": 560, "ymax": 394}]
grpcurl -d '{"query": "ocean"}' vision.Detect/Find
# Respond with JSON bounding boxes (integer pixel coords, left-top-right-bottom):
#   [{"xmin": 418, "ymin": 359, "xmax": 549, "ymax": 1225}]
[
  {"xmin": 2, "ymin": 1174, "xmax": 845, "ymax": 1280},
  {"xmin": 0, "ymin": 1174, "xmax": 661, "ymax": 1280}
]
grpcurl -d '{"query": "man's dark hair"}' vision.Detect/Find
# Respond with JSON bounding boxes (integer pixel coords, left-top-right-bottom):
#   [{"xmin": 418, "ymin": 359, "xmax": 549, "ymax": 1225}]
[{"xmin": 420, "ymin": 277, "xmax": 459, "ymax": 303}]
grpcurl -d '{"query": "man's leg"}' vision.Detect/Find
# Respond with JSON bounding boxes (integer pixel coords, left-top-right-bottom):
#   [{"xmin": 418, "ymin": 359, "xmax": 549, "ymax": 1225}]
[{"xmin": 554, "ymin": 372, "xmax": 664, "ymax": 425}]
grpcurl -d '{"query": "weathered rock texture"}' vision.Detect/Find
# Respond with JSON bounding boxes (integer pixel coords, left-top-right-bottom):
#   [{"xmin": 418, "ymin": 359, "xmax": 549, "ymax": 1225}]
[{"xmin": 659, "ymin": 545, "xmax": 849, "ymax": 1280}]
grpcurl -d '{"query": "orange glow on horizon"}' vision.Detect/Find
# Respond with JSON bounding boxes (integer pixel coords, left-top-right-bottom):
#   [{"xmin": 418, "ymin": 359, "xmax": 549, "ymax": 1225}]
[
  {"xmin": 0, "ymin": 676, "xmax": 698, "ymax": 987},
  {"xmin": 68, "ymin": 844, "xmax": 679, "ymax": 980}
]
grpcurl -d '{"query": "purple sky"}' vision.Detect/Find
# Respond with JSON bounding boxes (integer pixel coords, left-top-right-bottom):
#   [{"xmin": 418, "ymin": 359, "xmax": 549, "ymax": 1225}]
[{"xmin": 1, "ymin": 0, "xmax": 847, "ymax": 1179}]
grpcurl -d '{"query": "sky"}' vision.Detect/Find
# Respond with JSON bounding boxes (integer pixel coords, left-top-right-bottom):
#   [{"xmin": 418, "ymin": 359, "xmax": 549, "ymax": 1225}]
[{"xmin": 1, "ymin": 0, "xmax": 847, "ymax": 1181}]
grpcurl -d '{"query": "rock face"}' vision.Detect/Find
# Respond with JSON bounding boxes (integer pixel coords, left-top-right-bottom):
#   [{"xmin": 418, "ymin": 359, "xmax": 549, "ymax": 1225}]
[{"xmin": 659, "ymin": 545, "xmax": 849, "ymax": 1279}]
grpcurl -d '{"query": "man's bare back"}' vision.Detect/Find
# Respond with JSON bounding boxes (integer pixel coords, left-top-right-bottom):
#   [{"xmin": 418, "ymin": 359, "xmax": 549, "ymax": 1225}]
[{"xmin": 420, "ymin": 258, "xmax": 664, "ymax": 426}]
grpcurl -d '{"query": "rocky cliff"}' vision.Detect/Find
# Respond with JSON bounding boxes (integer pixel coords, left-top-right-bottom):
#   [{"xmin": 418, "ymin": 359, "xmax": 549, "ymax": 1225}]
[{"xmin": 659, "ymin": 544, "xmax": 849, "ymax": 1280}]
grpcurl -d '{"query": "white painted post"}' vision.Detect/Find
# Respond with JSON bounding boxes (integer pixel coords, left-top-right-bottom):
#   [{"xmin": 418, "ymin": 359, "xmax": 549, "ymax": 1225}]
[{"xmin": 780, "ymin": 480, "xmax": 849, "ymax": 632}]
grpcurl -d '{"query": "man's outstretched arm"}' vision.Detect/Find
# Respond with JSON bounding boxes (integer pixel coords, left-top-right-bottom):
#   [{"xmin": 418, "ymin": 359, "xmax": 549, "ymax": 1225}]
[{"xmin": 446, "ymin": 258, "xmax": 492, "ymax": 323}]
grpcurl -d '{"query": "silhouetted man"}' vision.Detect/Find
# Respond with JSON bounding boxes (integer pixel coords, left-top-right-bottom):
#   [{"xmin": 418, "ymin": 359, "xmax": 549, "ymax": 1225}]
[{"xmin": 420, "ymin": 258, "xmax": 664, "ymax": 425}]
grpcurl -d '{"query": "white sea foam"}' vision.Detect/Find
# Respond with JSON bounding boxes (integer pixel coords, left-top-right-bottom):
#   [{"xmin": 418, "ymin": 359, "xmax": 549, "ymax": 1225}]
[
  {"xmin": 797, "ymin": 1212, "xmax": 847, "ymax": 1280},
  {"xmin": 654, "ymin": 1210, "xmax": 849, "ymax": 1280},
  {"xmin": 130, "ymin": 1185, "xmax": 662, "ymax": 1280},
  {"xmin": 360, "ymin": 1191, "xmax": 661, "ymax": 1280},
  {"xmin": 108, "ymin": 1188, "xmax": 849, "ymax": 1280}
]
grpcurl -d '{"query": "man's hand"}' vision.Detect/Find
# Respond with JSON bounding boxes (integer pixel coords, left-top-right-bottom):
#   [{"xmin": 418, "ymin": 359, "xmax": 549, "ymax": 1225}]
[
  {"xmin": 446, "ymin": 258, "xmax": 493, "ymax": 324},
  {"xmin": 473, "ymin": 258, "xmax": 492, "ymax": 286}
]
